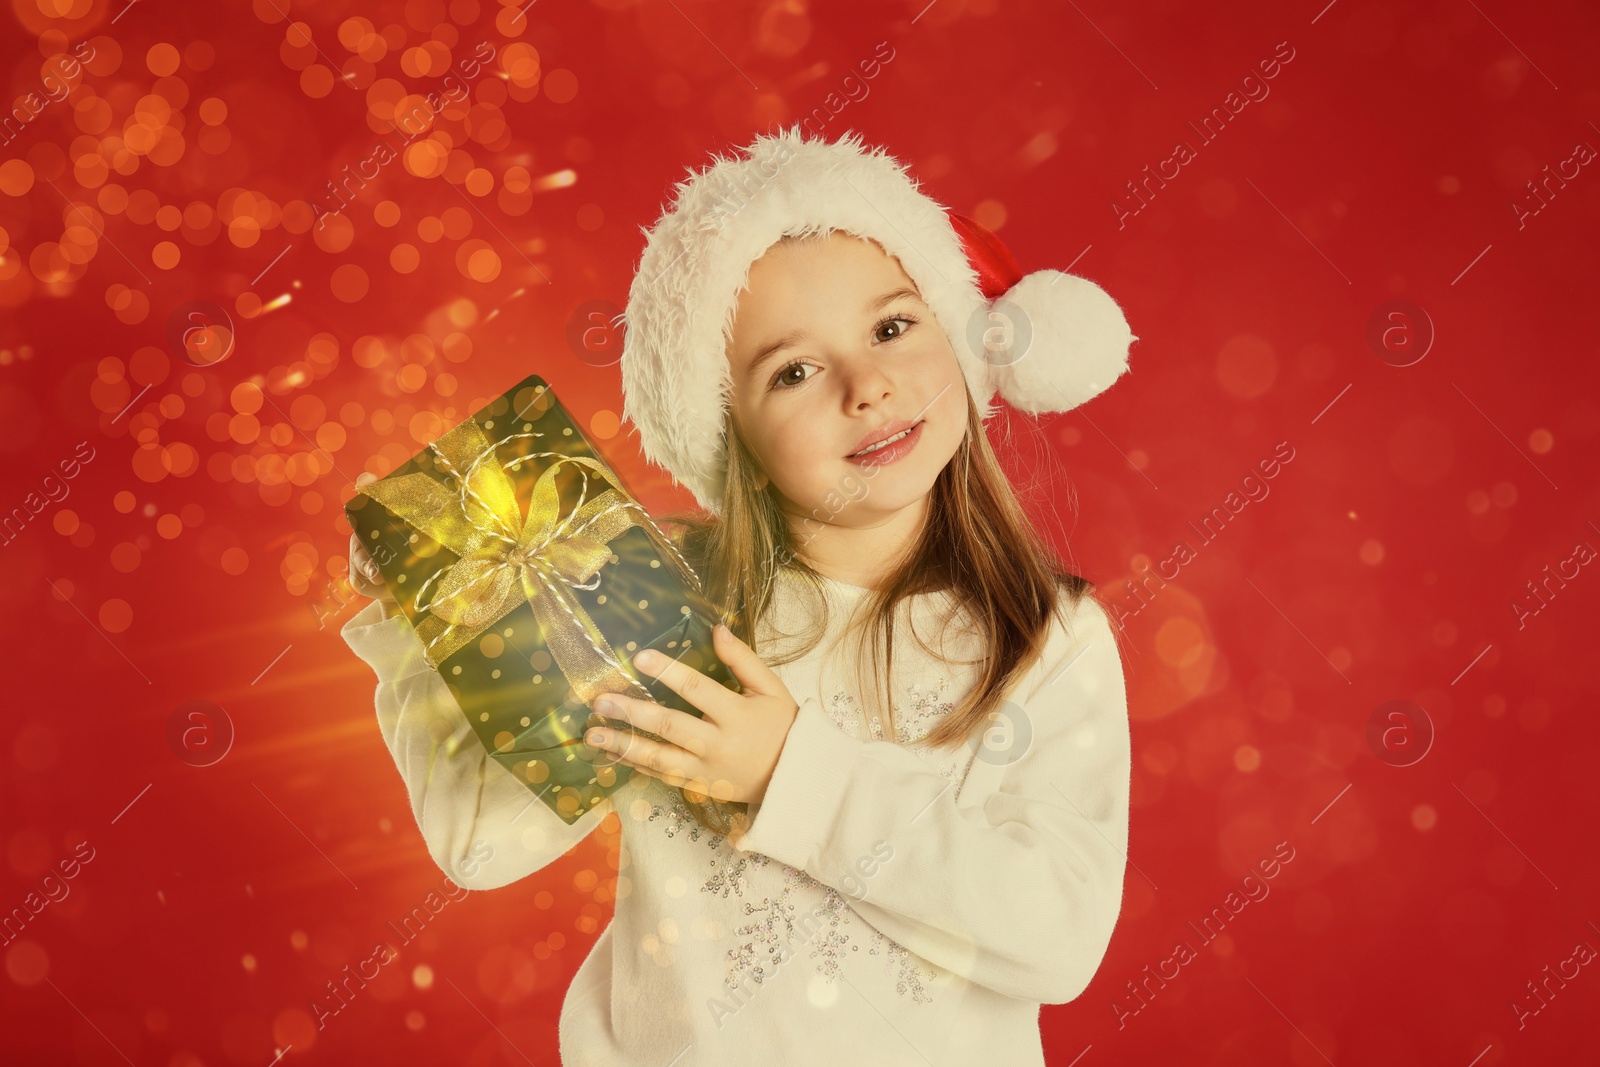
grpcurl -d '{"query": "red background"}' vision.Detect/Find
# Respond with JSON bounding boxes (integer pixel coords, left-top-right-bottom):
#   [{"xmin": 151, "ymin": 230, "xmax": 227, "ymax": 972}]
[{"xmin": 3, "ymin": 0, "xmax": 1598, "ymax": 1063}]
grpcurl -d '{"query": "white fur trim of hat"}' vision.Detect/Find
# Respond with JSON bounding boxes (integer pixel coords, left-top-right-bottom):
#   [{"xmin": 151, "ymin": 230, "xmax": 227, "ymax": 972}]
[{"xmin": 619, "ymin": 124, "xmax": 1138, "ymax": 515}]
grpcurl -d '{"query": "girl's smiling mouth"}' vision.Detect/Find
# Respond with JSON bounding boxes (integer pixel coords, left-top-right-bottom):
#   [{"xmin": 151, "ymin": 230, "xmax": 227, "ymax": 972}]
[{"xmin": 846, "ymin": 419, "xmax": 924, "ymax": 466}]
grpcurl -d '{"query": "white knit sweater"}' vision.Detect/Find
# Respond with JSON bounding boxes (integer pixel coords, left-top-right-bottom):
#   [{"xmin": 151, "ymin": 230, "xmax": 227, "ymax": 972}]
[{"xmin": 342, "ymin": 568, "xmax": 1130, "ymax": 1066}]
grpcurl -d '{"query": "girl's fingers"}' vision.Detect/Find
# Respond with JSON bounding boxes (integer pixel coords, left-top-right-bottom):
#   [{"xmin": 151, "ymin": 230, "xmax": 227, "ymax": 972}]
[
  {"xmin": 630, "ymin": 646, "xmax": 739, "ymax": 720},
  {"xmin": 588, "ymin": 726, "xmax": 697, "ymax": 783},
  {"xmin": 348, "ymin": 534, "xmax": 393, "ymax": 601},
  {"xmin": 589, "ymin": 694, "xmax": 711, "ymax": 758},
  {"xmin": 707, "ymin": 623, "xmax": 784, "ymax": 697}
]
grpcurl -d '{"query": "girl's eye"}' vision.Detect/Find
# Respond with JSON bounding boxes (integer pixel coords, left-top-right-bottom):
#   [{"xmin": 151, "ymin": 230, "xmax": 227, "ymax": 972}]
[
  {"xmin": 771, "ymin": 361, "xmax": 815, "ymax": 390},
  {"xmin": 873, "ymin": 314, "xmax": 917, "ymax": 343},
  {"xmin": 768, "ymin": 314, "xmax": 919, "ymax": 391}
]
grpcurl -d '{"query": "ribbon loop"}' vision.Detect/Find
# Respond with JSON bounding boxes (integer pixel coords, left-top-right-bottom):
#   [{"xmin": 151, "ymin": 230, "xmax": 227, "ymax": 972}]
[{"xmin": 361, "ymin": 417, "xmax": 664, "ymax": 707}]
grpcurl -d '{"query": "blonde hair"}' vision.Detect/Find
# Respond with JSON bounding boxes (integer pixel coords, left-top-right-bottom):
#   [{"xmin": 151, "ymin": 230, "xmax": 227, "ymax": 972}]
[{"xmin": 656, "ymin": 383, "xmax": 1098, "ymax": 837}]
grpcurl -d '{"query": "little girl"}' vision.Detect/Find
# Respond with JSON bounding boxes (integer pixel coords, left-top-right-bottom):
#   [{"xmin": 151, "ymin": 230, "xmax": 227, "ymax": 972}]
[{"xmin": 345, "ymin": 126, "xmax": 1137, "ymax": 1065}]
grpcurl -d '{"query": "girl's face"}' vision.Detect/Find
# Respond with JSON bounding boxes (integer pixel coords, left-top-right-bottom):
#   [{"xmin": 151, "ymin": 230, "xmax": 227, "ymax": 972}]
[{"xmin": 725, "ymin": 231, "xmax": 969, "ymax": 533}]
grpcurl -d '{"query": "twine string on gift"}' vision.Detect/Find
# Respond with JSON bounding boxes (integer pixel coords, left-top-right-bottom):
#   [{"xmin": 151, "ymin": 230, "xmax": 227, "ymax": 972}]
[
  {"xmin": 454, "ymin": 423, "xmax": 707, "ymax": 600},
  {"xmin": 430, "ymin": 432, "xmax": 530, "ymax": 545},
  {"xmin": 359, "ymin": 415, "xmax": 698, "ymax": 718},
  {"xmin": 426, "ymin": 445, "xmax": 652, "ymax": 682},
  {"xmin": 421, "ymin": 390, "xmax": 708, "ymax": 601},
  {"xmin": 411, "ymin": 431, "xmax": 547, "ymax": 619}
]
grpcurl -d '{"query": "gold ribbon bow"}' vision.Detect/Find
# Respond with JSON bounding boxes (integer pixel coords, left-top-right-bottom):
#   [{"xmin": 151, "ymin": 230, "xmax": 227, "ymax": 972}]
[{"xmin": 362, "ymin": 417, "xmax": 659, "ymax": 709}]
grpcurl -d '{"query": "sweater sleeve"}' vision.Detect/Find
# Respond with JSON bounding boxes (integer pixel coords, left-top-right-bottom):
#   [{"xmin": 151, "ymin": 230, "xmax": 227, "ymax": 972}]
[
  {"xmin": 341, "ymin": 597, "xmax": 612, "ymax": 891},
  {"xmin": 729, "ymin": 593, "xmax": 1131, "ymax": 1005}
]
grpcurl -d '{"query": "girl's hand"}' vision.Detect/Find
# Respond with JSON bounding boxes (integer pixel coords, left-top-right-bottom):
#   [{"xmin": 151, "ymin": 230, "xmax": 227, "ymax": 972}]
[
  {"xmin": 584, "ymin": 624, "xmax": 800, "ymax": 805},
  {"xmin": 348, "ymin": 533, "xmax": 397, "ymax": 606}
]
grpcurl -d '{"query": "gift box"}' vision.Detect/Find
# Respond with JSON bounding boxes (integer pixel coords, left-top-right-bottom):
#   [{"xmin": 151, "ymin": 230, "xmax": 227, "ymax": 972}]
[{"xmin": 345, "ymin": 374, "xmax": 736, "ymax": 825}]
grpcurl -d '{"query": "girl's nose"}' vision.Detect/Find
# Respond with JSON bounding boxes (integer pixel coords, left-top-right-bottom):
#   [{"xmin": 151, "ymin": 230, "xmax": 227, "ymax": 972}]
[{"xmin": 841, "ymin": 356, "xmax": 895, "ymax": 410}]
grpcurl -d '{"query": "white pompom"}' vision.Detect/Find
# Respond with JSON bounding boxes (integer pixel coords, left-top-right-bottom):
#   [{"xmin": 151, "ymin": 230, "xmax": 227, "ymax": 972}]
[{"xmin": 985, "ymin": 270, "xmax": 1138, "ymax": 415}]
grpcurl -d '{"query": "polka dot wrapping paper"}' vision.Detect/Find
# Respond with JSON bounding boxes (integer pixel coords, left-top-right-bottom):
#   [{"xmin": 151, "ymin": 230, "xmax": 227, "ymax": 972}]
[{"xmin": 345, "ymin": 374, "xmax": 736, "ymax": 825}]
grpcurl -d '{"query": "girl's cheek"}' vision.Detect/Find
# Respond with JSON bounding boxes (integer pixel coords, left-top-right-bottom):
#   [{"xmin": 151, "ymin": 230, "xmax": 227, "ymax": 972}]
[
  {"xmin": 927, "ymin": 360, "xmax": 967, "ymax": 411},
  {"xmin": 773, "ymin": 433, "xmax": 835, "ymax": 487},
  {"xmin": 771, "ymin": 437, "xmax": 816, "ymax": 481}
]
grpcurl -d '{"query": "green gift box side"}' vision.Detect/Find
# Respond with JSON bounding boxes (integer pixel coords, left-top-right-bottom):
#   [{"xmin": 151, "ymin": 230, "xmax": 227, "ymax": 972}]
[{"xmin": 346, "ymin": 374, "xmax": 737, "ymax": 825}]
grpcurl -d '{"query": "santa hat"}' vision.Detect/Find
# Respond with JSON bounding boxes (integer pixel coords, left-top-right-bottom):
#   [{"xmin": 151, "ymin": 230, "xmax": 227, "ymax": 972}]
[{"xmin": 619, "ymin": 125, "xmax": 1137, "ymax": 515}]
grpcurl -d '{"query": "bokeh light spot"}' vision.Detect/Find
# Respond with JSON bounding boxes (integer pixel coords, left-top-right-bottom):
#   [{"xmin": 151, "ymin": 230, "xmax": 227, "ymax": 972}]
[
  {"xmin": 5, "ymin": 940, "xmax": 49, "ymax": 986},
  {"xmin": 544, "ymin": 68, "xmax": 579, "ymax": 103},
  {"xmin": 0, "ymin": 161, "xmax": 36, "ymax": 197},
  {"xmin": 390, "ymin": 243, "xmax": 420, "ymax": 273},
  {"xmin": 99, "ymin": 598, "xmax": 133, "ymax": 633},
  {"xmin": 301, "ymin": 64, "xmax": 337, "ymax": 98},
  {"xmin": 146, "ymin": 43, "xmax": 181, "ymax": 77},
  {"xmin": 314, "ymin": 213, "xmax": 354, "ymax": 253},
  {"xmin": 1216, "ymin": 334, "xmax": 1278, "ymax": 401},
  {"xmin": 466, "ymin": 246, "xmax": 500, "ymax": 282},
  {"xmin": 330, "ymin": 263, "xmax": 369, "ymax": 302}
]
